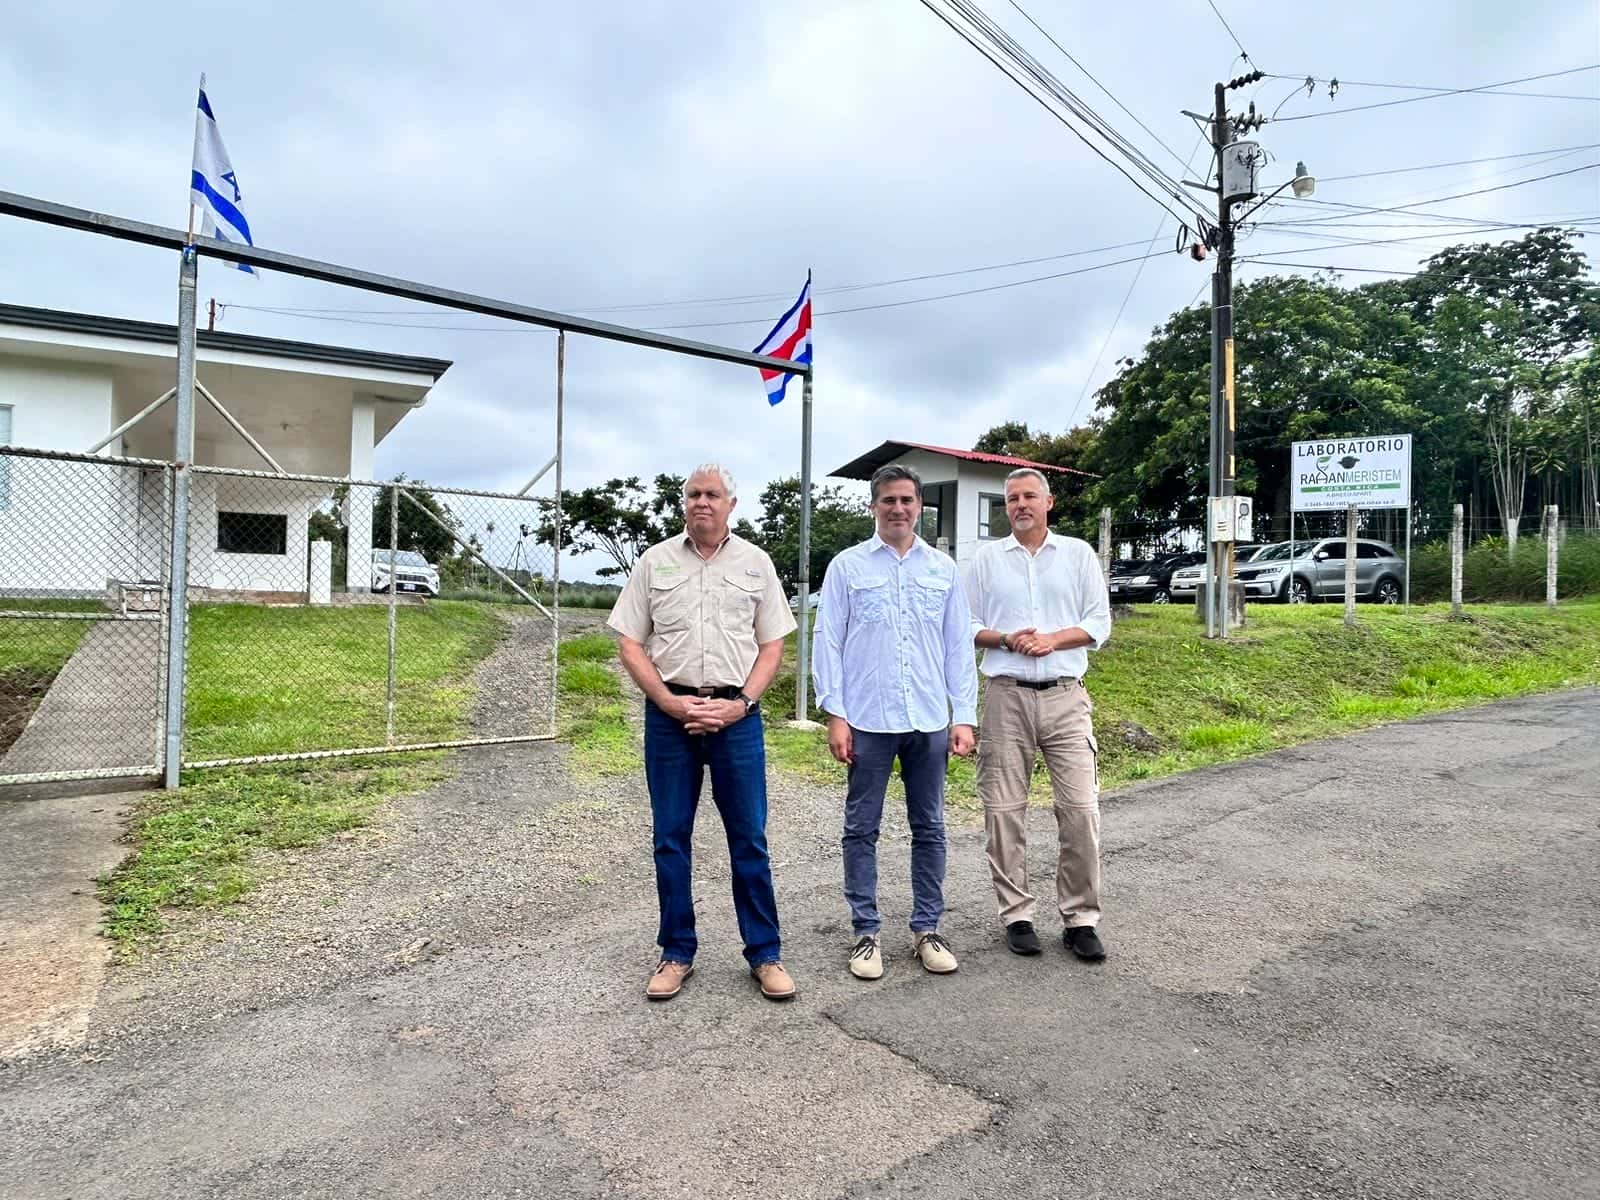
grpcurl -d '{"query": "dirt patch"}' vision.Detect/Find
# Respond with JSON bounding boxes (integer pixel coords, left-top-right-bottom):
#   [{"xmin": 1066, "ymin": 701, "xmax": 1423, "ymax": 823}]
[{"xmin": 0, "ymin": 667, "xmax": 56, "ymax": 757}]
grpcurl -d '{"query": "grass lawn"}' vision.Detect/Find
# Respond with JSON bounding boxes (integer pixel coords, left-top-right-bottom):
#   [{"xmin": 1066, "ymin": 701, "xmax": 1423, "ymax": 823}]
[
  {"xmin": 1, "ymin": 605, "xmax": 101, "ymax": 753},
  {"xmin": 557, "ymin": 631, "xmax": 636, "ymax": 777},
  {"xmin": 184, "ymin": 601, "xmax": 503, "ymax": 759},
  {"xmin": 766, "ymin": 601, "xmax": 1600, "ymax": 805},
  {"xmin": 100, "ymin": 600, "xmax": 508, "ymax": 948}
]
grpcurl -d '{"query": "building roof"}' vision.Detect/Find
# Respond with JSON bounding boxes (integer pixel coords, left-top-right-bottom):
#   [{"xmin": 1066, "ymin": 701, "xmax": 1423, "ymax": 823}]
[
  {"xmin": 830, "ymin": 439, "xmax": 1098, "ymax": 481},
  {"xmin": 0, "ymin": 301, "xmax": 453, "ymax": 380}
]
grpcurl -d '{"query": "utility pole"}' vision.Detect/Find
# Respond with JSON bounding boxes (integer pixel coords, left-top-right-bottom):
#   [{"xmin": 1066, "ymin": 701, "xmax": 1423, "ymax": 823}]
[
  {"xmin": 1193, "ymin": 69, "xmax": 1314, "ymax": 639},
  {"xmin": 1204, "ymin": 71, "xmax": 1257, "ymax": 638}
]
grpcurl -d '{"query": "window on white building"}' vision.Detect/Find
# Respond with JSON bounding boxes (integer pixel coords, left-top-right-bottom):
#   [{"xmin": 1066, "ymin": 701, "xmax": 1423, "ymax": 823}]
[
  {"xmin": 217, "ymin": 510, "xmax": 287, "ymax": 555},
  {"xmin": 978, "ymin": 492, "xmax": 1009, "ymax": 540}
]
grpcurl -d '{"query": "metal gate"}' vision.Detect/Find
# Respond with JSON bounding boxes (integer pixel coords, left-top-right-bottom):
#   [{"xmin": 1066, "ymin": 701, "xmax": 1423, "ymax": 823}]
[
  {"xmin": 180, "ymin": 468, "xmax": 559, "ymax": 768},
  {"xmin": 0, "ymin": 446, "xmax": 172, "ymax": 785}
]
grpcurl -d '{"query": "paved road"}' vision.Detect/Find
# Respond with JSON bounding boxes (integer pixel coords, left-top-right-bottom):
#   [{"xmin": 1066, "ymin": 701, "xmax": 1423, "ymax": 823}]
[{"xmin": 2, "ymin": 689, "xmax": 1596, "ymax": 1199}]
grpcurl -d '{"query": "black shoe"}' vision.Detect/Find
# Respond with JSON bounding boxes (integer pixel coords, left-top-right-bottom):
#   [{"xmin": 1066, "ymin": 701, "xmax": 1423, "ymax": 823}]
[
  {"xmin": 1005, "ymin": 921, "xmax": 1042, "ymax": 955},
  {"xmin": 1064, "ymin": 925, "xmax": 1106, "ymax": 961}
]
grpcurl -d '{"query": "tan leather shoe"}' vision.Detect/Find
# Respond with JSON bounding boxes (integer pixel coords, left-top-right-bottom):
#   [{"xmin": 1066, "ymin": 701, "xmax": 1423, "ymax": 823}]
[
  {"xmin": 914, "ymin": 931, "xmax": 959, "ymax": 974},
  {"xmin": 848, "ymin": 934, "xmax": 884, "ymax": 980},
  {"xmin": 751, "ymin": 960, "xmax": 797, "ymax": 1001},
  {"xmin": 645, "ymin": 959, "xmax": 693, "ymax": 1001}
]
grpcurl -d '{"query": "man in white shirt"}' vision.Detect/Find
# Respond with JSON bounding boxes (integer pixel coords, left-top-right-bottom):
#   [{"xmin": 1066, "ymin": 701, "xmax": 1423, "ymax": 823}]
[
  {"xmin": 963, "ymin": 468, "xmax": 1112, "ymax": 961},
  {"xmin": 812, "ymin": 464, "xmax": 978, "ymax": 980}
]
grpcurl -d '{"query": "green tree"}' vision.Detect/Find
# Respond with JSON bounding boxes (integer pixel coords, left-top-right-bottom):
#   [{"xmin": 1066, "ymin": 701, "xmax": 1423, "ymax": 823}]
[
  {"xmin": 536, "ymin": 473, "xmax": 686, "ymax": 577},
  {"xmin": 746, "ymin": 475, "xmax": 874, "ymax": 594},
  {"xmin": 371, "ymin": 474, "xmax": 460, "ymax": 564},
  {"xmin": 971, "ymin": 422, "xmax": 1101, "ymax": 537}
]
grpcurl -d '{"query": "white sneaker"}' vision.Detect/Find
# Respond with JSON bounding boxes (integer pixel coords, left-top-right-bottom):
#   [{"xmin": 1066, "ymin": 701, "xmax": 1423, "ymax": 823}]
[
  {"xmin": 913, "ymin": 931, "xmax": 958, "ymax": 974},
  {"xmin": 848, "ymin": 934, "xmax": 884, "ymax": 980}
]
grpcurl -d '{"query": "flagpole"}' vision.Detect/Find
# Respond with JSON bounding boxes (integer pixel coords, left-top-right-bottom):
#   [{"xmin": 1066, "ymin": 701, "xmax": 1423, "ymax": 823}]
[
  {"xmin": 187, "ymin": 74, "xmax": 203, "ymax": 245},
  {"xmin": 794, "ymin": 362, "xmax": 815, "ymax": 724}
]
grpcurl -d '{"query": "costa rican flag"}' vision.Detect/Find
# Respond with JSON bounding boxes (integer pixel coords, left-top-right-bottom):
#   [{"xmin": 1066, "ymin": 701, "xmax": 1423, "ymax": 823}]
[{"xmin": 752, "ymin": 273, "xmax": 812, "ymax": 405}]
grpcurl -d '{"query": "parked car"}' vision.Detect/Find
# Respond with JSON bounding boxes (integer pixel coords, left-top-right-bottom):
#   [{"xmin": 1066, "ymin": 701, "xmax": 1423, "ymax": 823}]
[
  {"xmin": 370, "ymin": 549, "xmax": 441, "ymax": 597},
  {"xmin": 1234, "ymin": 538, "xmax": 1405, "ymax": 604},
  {"xmin": 789, "ymin": 590, "xmax": 823, "ymax": 613},
  {"xmin": 1108, "ymin": 550, "xmax": 1206, "ymax": 604},
  {"xmin": 1168, "ymin": 544, "xmax": 1269, "ymax": 601}
]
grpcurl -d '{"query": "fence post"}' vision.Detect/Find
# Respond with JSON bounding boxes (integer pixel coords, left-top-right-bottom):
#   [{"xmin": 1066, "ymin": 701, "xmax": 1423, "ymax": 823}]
[
  {"xmin": 1343, "ymin": 504, "xmax": 1358, "ymax": 629},
  {"xmin": 386, "ymin": 483, "xmax": 398, "ymax": 744},
  {"xmin": 1451, "ymin": 503, "xmax": 1464, "ymax": 617},
  {"xmin": 1098, "ymin": 507, "xmax": 1111, "ymax": 590},
  {"xmin": 1546, "ymin": 503, "xmax": 1559, "ymax": 608},
  {"xmin": 162, "ymin": 248, "xmax": 198, "ymax": 790}
]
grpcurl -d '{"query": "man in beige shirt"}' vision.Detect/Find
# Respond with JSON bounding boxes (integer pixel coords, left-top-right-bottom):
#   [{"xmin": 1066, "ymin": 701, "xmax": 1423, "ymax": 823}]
[{"xmin": 608, "ymin": 463, "xmax": 799, "ymax": 1002}]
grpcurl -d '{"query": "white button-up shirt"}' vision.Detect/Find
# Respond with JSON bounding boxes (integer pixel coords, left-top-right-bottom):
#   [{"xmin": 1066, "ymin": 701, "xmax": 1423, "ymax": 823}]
[
  {"xmin": 962, "ymin": 532, "xmax": 1111, "ymax": 681},
  {"xmin": 812, "ymin": 534, "xmax": 979, "ymax": 734}
]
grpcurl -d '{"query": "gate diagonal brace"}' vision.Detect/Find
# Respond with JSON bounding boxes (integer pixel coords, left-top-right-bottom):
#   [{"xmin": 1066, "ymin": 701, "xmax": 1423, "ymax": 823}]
[{"xmin": 396, "ymin": 486, "xmax": 552, "ymax": 619}]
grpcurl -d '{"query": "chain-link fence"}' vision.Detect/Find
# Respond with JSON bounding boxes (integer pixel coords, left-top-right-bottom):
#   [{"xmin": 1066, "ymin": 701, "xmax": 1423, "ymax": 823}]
[
  {"xmin": 0, "ymin": 448, "xmax": 559, "ymax": 785},
  {"xmin": 0, "ymin": 446, "xmax": 172, "ymax": 783}
]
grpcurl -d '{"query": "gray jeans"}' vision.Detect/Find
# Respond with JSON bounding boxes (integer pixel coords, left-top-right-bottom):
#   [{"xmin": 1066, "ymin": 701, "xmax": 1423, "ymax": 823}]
[{"xmin": 842, "ymin": 727, "xmax": 949, "ymax": 935}]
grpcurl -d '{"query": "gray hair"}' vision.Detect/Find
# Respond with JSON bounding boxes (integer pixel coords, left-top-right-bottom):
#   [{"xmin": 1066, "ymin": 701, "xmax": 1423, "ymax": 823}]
[
  {"xmin": 1004, "ymin": 467, "xmax": 1051, "ymax": 491},
  {"xmin": 683, "ymin": 463, "xmax": 737, "ymax": 500},
  {"xmin": 869, "ymin": 463, "xmax": 923, "ymax": 501}
]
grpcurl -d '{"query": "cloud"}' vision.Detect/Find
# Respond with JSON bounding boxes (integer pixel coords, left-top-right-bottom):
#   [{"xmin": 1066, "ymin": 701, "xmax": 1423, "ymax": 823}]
[{"xmin": 2, "ymin": 0, "xmax": 1594, "ymax": 580}]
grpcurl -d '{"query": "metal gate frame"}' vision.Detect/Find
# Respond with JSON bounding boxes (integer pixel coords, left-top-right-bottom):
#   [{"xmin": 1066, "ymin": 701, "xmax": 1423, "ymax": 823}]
[
  {"xmin": 182, "ymin": 466, "xmax": 562, "ymax": 770},
  {"xmin": 0, "ymin": 445, "xmax": 173, "ymax": 786},
  {"xmin": 0, "ymin": 187, "xmax": 810, "ymax": 788}
]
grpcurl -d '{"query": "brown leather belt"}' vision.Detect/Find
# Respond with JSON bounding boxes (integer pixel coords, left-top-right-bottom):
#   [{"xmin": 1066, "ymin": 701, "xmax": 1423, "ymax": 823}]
[{"xmin": 665, "ymin": 682, "xmax": 743, "ymax": 700}]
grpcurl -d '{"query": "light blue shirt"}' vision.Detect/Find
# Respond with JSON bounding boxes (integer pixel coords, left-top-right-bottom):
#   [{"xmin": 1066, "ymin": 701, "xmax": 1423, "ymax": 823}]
[{"xmin": 812, "ymin": 534, "xmax": 979, "ymax": 734}]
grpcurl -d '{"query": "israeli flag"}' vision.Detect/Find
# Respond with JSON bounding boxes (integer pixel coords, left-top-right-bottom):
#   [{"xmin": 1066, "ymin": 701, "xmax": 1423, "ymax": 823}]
[{"xmin": 190, "ymin": 76, "xmax": 257, "ymax": 275}]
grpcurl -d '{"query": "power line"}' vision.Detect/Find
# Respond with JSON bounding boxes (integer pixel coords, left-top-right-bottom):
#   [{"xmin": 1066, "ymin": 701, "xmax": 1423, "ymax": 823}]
[
  {"xmin": 1240, "ymin": 259, "xmax": 1600, "ymax": 287},
  {"xmin": 918, "ymin": 0, "xmax": 1209, "ymax": 231},
  {"xmin": 1267, "ymin": 71, "xmax": 1600, "ymax": 102},
  {"xmin": 1262, "ymin": 162, "xmax": 1600, "ymax": 228},
  {"xmin": 1270, "ymin": 64, "xmax": 1600, "ymax": 122},
  {"xmin": 1315, "ymin": 142, "xmax": 1600, "ymax": 185},
  {"xmin": 1067, "ymin": 134, "xmax": 1210, "ymax": 427},
  {"xmin": 226, "ymin": 236, "xmax": 1166, "ymax": 323},
  {"xmin": 1204, "ymin": 0, "xmax": 1250, "ymax": 63},
  {"xmin": 648, "ymin": 248, "xmax": 1179, "ymax": 329},
  {"xmin": 1004, "ymin": 0, "xmax": 1191, "ymax": 171},
  {"xmin": 234, "ymin": 246, "xmax": 1183, "ymax": 337}
]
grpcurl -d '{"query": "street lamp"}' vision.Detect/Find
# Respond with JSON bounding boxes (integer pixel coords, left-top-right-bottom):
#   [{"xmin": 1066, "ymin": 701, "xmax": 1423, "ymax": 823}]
[{"xmin": 1291, "ymin": 161, "xmax": 1316, "ymax": 199}]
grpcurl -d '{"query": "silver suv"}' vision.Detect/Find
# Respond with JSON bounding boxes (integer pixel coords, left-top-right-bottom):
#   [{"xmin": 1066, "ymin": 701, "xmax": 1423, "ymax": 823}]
[{"xmin": 1235, "ymin": 539, "xmax": 1405, "ymax": 604}]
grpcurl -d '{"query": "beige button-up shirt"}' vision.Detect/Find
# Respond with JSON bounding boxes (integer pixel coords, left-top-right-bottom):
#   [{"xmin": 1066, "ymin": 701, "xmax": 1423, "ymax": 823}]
[{"xmin": 607, "ymin": 531, "xmax": 796, "ymax": 688}]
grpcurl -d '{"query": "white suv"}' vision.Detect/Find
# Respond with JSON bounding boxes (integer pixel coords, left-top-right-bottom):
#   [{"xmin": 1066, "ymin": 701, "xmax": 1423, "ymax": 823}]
[{"xmin": 371, "ymin": 549, "xmax": 441, "ymax": 597}]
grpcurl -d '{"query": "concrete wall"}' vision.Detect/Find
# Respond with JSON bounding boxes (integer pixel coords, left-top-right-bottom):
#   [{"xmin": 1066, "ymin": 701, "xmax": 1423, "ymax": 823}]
[
  {"xmin": 0, "ymin": 358, "xmax": 130, "ymax": 594},
  {"xmin": 189, "ymin": 473, "xmax": 327, "ymax": 594}
]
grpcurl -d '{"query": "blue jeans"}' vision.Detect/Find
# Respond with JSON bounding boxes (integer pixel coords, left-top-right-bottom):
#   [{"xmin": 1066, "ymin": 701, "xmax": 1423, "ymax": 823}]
[
  {"xmin": 842, "ymin": 728, "xmax": 949, "ymax": 936},
  {"xmin": 643, "ymin": 701, "xmax": 782, "ymax": 967}
]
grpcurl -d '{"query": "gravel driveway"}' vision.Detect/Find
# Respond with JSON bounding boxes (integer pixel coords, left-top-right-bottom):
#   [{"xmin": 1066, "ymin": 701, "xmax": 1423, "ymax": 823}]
[{"xmin": 2, "ymin": 686, "xmax": 1597, "ymax": 1199}]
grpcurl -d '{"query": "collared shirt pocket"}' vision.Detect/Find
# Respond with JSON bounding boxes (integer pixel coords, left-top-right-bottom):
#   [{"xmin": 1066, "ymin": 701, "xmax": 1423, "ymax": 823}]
[
  {"xmin": 848, "ymin": 573, "xmax": 892, "ymax": 623},
  {"xmin": 721, "ymin": 571, "xmax": 763, "ymax": 623},
  {"xmin": 913, "ymin": 571, "xmax": 952, "ymax": 620},
  {"xmin": 649, "ymin": 570, "xmax": 693, "ymax": 631}
]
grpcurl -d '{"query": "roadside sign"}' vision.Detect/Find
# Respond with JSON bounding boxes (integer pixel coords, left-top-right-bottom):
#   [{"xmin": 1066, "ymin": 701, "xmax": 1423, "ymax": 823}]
[{"xmin": 1291, "ymin": 435, "xmax": 1412, "ymax": 511}]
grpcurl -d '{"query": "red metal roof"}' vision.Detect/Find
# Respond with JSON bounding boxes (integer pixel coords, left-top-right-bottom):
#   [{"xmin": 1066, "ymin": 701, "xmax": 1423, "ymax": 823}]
[{"xmin": 830, "ymin": 439, "xmax": 1098, "ymax": 481}]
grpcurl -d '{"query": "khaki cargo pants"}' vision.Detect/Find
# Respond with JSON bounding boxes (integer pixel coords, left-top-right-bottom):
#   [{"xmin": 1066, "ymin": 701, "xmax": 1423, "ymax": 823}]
[{"xmin": 977, "ymin": 676, "xmax": 1101, "ymax": 929}]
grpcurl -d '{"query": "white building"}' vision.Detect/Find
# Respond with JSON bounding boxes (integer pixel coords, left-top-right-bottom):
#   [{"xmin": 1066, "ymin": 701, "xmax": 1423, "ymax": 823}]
[
  {"xmin": 830, "ymin": 439, "xmax": 1093, "ymax": 560},
  {"xmin": 0, "ymin": 302, "xmax": 449, "ymax": 598}
]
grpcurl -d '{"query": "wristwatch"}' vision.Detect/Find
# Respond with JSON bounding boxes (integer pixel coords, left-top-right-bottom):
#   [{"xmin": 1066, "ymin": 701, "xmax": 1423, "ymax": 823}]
[
  {"xmin": 998, "ymin": 632, "xmax": 1010, "ymax": 651},
  {"xmin": 739, "ymin": 692, "xmax": 759, "ymax": 715}
]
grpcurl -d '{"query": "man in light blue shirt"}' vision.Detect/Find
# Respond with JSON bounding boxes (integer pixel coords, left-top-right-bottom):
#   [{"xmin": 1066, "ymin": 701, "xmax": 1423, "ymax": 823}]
[{"xmin": 812, "ymin": 464, "xmax": 978, "ymax": 980}]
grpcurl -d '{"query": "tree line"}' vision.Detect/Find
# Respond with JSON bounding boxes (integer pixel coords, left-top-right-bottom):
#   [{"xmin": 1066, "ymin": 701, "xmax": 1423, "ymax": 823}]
[{"xmin": 347, "ymin": 228, "xmax": 1595, "ymax": 586}]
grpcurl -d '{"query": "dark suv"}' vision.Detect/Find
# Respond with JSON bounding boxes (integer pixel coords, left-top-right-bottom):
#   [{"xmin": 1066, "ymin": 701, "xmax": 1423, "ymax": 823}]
[{"xmin": 1108, "ymin": 550, "xmax": 1207, "ymax": 604}]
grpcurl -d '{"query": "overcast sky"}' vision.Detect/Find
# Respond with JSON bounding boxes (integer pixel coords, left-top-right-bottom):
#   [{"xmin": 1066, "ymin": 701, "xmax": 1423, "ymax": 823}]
[{"xmin": 3, "ymin": 0, "xmax": 1596, "ymax": 578}]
